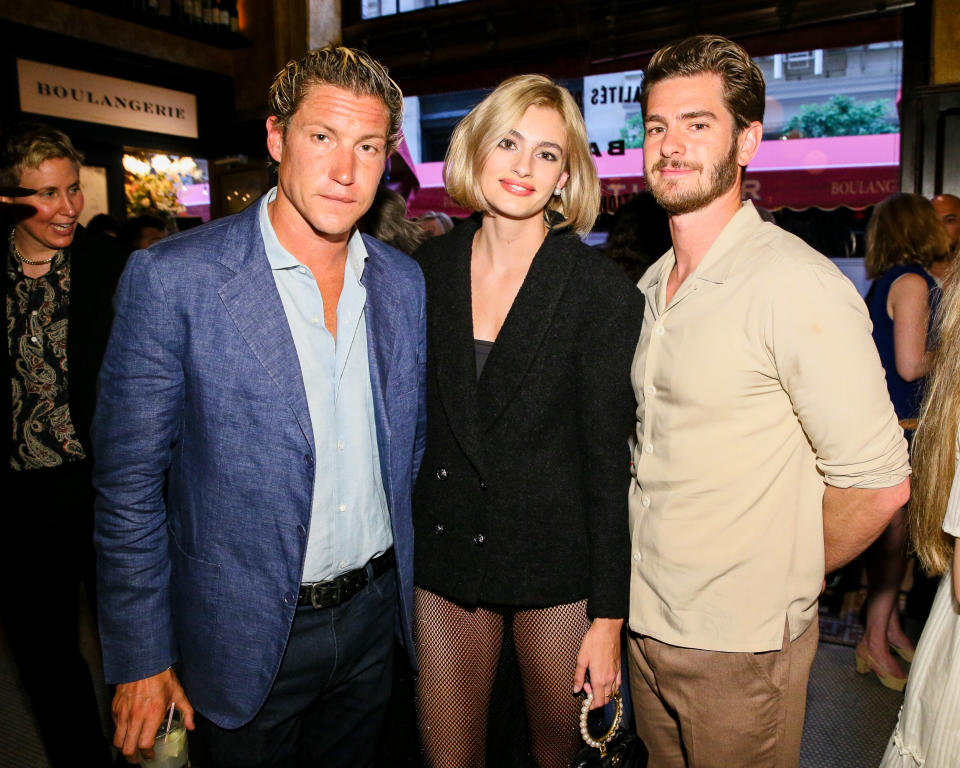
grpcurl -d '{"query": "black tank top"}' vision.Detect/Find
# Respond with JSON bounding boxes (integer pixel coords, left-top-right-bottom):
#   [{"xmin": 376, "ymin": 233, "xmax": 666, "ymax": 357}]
[{"xmin": 474, "ymin": 339, "xmax": 494, "ymax": 381}]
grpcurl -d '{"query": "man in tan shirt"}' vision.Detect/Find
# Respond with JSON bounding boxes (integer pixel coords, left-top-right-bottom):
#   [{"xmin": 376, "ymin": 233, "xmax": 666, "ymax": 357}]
[{"xmin": 627, "ymin": 35, "xmax": 911, "ymax": 768}]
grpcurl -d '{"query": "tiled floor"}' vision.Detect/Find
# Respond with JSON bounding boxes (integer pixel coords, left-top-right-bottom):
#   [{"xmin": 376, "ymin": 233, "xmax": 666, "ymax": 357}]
[
  {"xmin": 801, "ymin": 641, "xmax": 905, "ymax": 768},
  {"xmin": 0, "ymin": 632, "xmax": 53, "ymax": 768},
  {"xmin": 0, "ymin": 585, "xmax": 112, "ymax": 768},
  {"xmin": 0, "ymin": 629, "xmax": 908, "ymax": 768}
]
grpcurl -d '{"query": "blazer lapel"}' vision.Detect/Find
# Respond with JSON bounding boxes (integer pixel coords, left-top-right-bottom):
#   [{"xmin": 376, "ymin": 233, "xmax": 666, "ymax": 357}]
[
  {"xmin": 477, "ymin": 229, "xmax": 576, "ymax": 431},
  {"xmin": 360, "ymin": 237, "xmax": 398, "ymax": 495},
  {"xmin": 430, "ymin": 222, "xmax": 486, "ymax": 473},
  {"xmin": 216, "ymin": 203, "xmax": 314, "ymax": 453}
]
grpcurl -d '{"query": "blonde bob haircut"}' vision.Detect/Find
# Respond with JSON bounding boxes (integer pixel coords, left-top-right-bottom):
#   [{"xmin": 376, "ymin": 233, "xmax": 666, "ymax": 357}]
[{"xmin": 443, "ymin": 75, "xmax": 600, "ymax": 236}]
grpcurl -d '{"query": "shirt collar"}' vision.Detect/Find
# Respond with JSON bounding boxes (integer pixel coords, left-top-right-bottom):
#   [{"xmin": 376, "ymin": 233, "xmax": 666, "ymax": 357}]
[
  {"xmin": 694, "ymin": 199, "xmax": 764, "ymax": 285},
  {"xmin": 640, "ymin": 199, "xmax": 765, "ymax": 294},
  {"xmin": 259, "ymin": 187, "xmax": 368, "ymax": 283}
]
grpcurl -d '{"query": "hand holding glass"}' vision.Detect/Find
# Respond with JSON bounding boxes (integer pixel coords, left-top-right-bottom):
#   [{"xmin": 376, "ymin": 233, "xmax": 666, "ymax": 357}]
[{"xmin": 138, "ymin": 705, "xmax": 188, "ymax": 768}]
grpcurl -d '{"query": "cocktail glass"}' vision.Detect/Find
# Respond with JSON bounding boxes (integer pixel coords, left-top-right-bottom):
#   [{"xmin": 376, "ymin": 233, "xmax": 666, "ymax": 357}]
[{"xmin": 138, "ymin": 707, "xmax": 189, "ymax": 768}]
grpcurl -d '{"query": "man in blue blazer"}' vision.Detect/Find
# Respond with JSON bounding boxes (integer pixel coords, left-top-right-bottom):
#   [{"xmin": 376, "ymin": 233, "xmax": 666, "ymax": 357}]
[{"xmin": 93, "ymin": 47, "xmax": 425, "ymax": 767}]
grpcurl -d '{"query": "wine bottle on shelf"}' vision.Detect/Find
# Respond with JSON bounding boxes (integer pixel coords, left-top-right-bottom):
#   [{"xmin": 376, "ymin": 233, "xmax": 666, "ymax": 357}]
[
  {"xmin": 211, "ymin": 0, "xmax": 224, "ymax": 33},
  {"xmin": 218, "ymin": 0, "xmax": 230, "ymax": 32},
  {"xmin": 227, "ymin": 0, "xmax": 240, "ymax": 33}
]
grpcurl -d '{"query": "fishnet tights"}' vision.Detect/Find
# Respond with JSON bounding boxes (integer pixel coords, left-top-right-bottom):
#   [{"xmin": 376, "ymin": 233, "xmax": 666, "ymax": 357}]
[{"xmin": 415, "ymin": 587, "xmax": 591, "ymax": 768}]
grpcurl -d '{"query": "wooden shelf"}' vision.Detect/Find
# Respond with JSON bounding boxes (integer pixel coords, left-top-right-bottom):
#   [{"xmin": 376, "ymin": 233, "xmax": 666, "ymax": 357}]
[{"xmin": 61, "ymin": 1, "xmax": 251, "ymax": 49}]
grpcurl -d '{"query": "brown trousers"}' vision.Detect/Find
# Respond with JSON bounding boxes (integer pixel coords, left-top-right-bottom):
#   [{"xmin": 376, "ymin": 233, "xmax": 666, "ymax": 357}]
[{"xmin": 627, "ymin": 619, "xmax": 819, "ymax": 768}]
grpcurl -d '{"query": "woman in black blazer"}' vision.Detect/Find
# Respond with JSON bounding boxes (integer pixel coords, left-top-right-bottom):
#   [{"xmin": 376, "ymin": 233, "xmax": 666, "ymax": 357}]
[{"xmin": 413, "ymin": 75, "xmax": 644, "ymax": 768}]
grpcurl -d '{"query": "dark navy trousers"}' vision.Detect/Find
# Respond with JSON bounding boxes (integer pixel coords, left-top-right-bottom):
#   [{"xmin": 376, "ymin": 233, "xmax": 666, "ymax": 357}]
[{"xmin": 192, "ymin": 565, "xmax": 398, "ymax": 768}]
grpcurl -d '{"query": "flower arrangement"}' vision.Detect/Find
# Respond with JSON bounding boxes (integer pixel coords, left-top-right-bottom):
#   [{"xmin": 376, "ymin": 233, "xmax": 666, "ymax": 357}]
[{"xmin": 122, "ymin": 154, "xmax": 205, "ymax": 217}]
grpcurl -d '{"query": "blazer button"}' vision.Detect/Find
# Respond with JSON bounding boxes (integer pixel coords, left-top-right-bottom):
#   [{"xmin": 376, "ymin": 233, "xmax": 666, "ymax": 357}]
[
  {"xmin": 479, "ymin": 479, "xmax": 488, "ymax": 491},
  {"xmin": 296, "ymin": 524, "xmax": 307, "ymax": 538},
  {"xmin": 304, "ymin": 454, "xmax": 314, "ymax": 468},
  {"xmin": 434, "ymin": 523, "xmax": 444, "ymax": 534},
  {"xmin": 436, "ymin": 467, "xmax": 448, "ymax": 480},
  {"xmin": 473, "ymin": 533, "xmax": 485, "ymax": 546},
  {"xmin": 283, "ymin": 591, "xmax": 295, "ymax": 606}
]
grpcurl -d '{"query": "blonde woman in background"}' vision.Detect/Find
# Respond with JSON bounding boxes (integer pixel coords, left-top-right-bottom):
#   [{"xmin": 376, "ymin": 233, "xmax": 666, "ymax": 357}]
[{"xmin": 880, "ymin": 264, "xmax": 960, "ymax": 767}]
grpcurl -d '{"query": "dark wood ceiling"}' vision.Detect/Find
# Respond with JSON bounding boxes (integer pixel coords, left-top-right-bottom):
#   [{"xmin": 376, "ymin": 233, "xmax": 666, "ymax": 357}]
[{"xmin": 344, "ymin": 0, "xmax": 911, "ymax": 95}]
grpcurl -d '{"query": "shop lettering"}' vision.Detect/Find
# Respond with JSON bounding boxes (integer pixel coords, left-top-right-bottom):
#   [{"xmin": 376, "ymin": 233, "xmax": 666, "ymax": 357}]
[
  {"xmin": 590, "ymin": 140, "xmax": 626, "ymax": 157},
  {"xmin": 830, "ymin": 179, "xmax": 897, "ymax": 196},
  {"xmin": 35, "ymin": 81, "xmax": 187, "ymax": 120},
  {"xmin": 600, "ymin": 182, "xmax": 646, "ymax": 214},
  {"xmin": 742, "ymin": 179, "xmax": 761, "ymax": 201},
  {"xmin": 604, "ymin": 182, "xmax": 642, "ymax": 197},
  {"xmin": 590, "ymin": 85, "xmax": 643, "ymax": 105}
]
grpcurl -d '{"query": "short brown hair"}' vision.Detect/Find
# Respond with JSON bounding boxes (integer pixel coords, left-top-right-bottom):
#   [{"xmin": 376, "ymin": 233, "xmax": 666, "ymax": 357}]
[
  {"xmin": 268, "ymin": 46, "xmax": 404, "ymax": 152},
  {"xmin": 0, "ymin": 122, "xmax": 84, "ymax": 188},
  {"xmin": 443, "ymin": 74, "xmax": 600, "ymax": 236},
  {"xmin": 640, "ymin": 34, "xmax": 765, "ymax": 132},
  {"xmin": 865, "ymin": 193, "xmax": 952, "ymax": 279}
]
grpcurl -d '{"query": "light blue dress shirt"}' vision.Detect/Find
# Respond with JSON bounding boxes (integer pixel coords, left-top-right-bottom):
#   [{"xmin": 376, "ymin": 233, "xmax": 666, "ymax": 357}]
[{"xmin": 259, "ymin": 189, "xmax": 392, "ymax": 582}]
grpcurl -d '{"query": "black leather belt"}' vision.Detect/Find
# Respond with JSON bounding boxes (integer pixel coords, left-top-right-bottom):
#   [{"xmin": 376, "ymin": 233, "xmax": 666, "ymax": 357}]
[{"xmin": 297, "ymin": 549, "xmax": 395, "ymax": 609}]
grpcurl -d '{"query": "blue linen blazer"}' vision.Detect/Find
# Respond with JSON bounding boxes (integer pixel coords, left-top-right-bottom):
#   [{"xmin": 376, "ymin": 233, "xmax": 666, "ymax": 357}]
[{"xmin": 92, "ymin": 199, "xmax": 426, "ymax": 728}]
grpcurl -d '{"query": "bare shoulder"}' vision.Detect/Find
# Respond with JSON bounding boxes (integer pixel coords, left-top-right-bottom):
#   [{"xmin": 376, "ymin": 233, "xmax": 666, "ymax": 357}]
[{"xmin": 888, "ymin": 271, "xmax": 931, "ymax": 294}]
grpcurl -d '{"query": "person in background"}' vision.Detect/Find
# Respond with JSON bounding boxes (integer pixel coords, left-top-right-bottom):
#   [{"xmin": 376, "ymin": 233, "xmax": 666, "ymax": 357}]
[
  {"xmin": 360, "ymin": 185, "xmax": 426, "ymax": 255},
  {"xmin": 879, "ymin": 267, "xmax": 960, "ymax": 768},
  {"xmin": 861, "ymin": 193, "xmax": 952, "ymax": 690},
  {"xmin": 93, "ymin": 46, "xmax": 425, "ymax": 767},
  {"xmin": 0, "ymin": 122, "xmax": 127, "ymax": 768},
  {"xmin": 931, "ymin": 193, "xmax": 960, "ymax": 276},
  {"xmin": 628, "ymin": 35, "xmax": 909, "ymax": 767},
  {"xmin": 413, "ymin": 74, "xmax": 643, "ymax": 768},
  {"xmin": 604, "ymin": 191, "xmax": 672, "ymax": 282},
  {"xmin": 415, "ymin": 210, "xmax": 454, "ymax": 238},
  {"xmin": 86, "ymin": 212, "xmax": 121, "ymax": 239},
  {"xmin": 119, "ymin": 212, "xmax": 170, "ymax": 251}
]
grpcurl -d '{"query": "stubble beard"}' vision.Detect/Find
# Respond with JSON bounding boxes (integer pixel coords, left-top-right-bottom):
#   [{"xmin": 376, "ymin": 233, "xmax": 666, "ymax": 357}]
[{"xmin": 647, "ymin": 137, "xmax": 741, "ymax": 216}]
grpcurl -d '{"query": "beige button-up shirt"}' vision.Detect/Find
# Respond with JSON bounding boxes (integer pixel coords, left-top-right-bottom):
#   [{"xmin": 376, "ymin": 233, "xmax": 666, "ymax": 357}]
[{"xmin": 629, "ymin": 201, "xmax": 910, "ymax": 653}]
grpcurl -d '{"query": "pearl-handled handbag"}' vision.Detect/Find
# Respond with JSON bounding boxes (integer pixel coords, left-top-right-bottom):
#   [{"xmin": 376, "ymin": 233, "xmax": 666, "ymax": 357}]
[{"xmin": 571, "ymin": 691, "xmax": 647, "ymax": 768}]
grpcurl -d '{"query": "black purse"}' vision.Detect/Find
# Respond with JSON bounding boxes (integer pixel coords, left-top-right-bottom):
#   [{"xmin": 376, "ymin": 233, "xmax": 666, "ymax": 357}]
[{"xmin": 571, "ymin": 691, "xmax": 647, "ymax": 768}]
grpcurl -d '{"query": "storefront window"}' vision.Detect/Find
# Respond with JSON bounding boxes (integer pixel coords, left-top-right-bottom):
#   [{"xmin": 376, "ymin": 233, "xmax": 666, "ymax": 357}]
[
  {"xmin": 759, "ymin": 42, "xmax": 902, "ymax": 139},
  {"xmin": 361, "ymin": 0, "xmax": 470, "ymax": 19},
  {"xmin": 403, "ymin": 41, "xmax": 903, "ymax": 225}
]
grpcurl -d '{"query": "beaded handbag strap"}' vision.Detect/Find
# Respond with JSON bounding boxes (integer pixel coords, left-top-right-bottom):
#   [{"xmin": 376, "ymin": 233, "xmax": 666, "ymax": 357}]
[{"xmin": 579, "ymin": 690, "xmax": 624, "ymax": 758}]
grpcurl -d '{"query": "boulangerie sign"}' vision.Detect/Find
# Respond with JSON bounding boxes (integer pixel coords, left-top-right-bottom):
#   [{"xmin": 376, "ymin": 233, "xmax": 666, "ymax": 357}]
[{"xmin": 18, "ymin": 59, "xmax": 199, "ymax": 139}]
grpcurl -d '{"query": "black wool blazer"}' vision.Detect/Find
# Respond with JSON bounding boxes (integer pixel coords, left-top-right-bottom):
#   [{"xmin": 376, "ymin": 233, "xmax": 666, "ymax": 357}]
[{"xmin": 413, "ymin": 217, "xmax": 645, "ymax": 618}]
